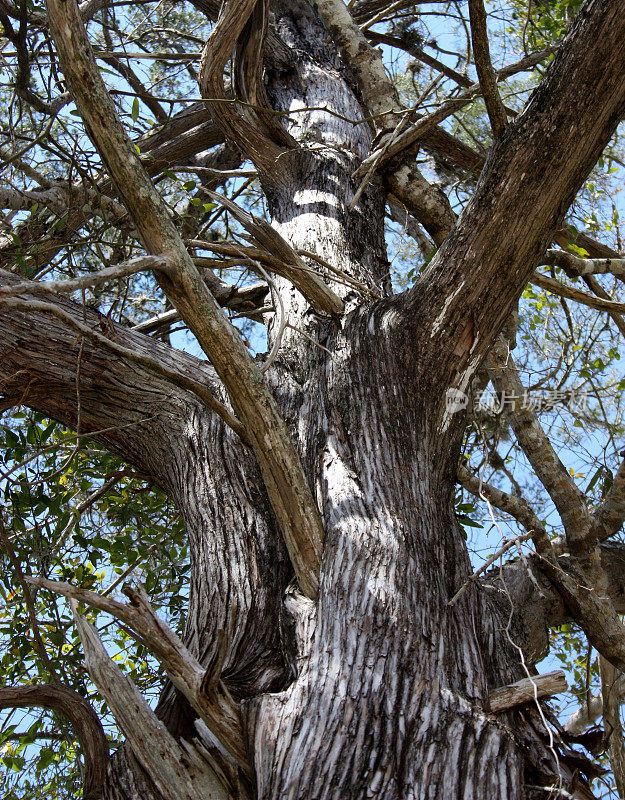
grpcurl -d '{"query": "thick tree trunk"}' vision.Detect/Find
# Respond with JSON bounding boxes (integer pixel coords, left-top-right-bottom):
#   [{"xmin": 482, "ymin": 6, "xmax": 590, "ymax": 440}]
[{"xmin": 249, "ymin": 314, "xmax": 530, "ymax": 799}]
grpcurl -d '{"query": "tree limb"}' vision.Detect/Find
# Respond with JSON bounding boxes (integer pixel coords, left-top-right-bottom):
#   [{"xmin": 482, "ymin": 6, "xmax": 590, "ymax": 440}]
[
  {"xmin": 69, "ymin": 601, "xmax": 230, "ymax": 800},
  {"xmin": 29, "ymin": 576, "xmax": 250, "ymax": 775},
  {"xmin": 46, "ymin": 0, "xmax": 324, "ymax": 597},
  {"xmin": 467, "ymin": 0, "xmax": 507, "ymax": 139},
  {"xmin": 531, "ymin": 272, "xmax": 625, "ymax": 315},
  {"xmin": 457, "ymin": 463, "xmax": 551, "ymax": 554},
  {"xmin": 398, "ymin": 3, "xmax": 625, "ymax": 418},
  {"xmin": 0, "ymin": 684, "xmax": 108, "ymax": 800},
  {"xmin": 486, "ymin": 336, "xmax": 591, "ymax": 553}
]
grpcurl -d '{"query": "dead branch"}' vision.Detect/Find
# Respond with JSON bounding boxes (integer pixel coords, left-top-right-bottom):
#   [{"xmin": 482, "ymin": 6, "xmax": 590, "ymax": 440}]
[
  {"xmin": 30, "ymin": 576, "xmax": 250, "ymax": 775},
  {"xmin": 488, "ymin": 671, "xmax": 567, "ymax": 713},
  {"xmin": 69, "ymin": 600, "xmax": 231, "ymax": 800}
]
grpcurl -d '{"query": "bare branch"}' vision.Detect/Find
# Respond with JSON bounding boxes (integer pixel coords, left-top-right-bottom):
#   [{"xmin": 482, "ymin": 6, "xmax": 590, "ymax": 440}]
[
  {"xmin": 0, "ymin": 255, "xmax": 172, "ymax": 297},
  {"xmin": 448, "ymin": 530, "xmax": 535, "ymax": 608},
  {"xmin": 31, "ymin": 576, "xmax": 250, "ymax": 775},
  {"xmin": 488, "ymin": 671, "xmax": 567, "ymax": 713},
  {"xmin": 467, "ymin": 0, "xmax": 507, "ymax": 139},
  {"xmin": 69, "ymin": 600, "xmax": 230, "ymax": 800},
  {"xmin": 198, "ymin": 0, "xmax": 294, "ymax": 175},
  {"xmin": 0, "ymin": 684, "xmax": 108, "ymax": 800},
  {"xmin": 46, "ymin": 0, "xmax": 324, "ymax": 598},
  {"xmin": 486, "ymin": 337, "xmax": 591, "ymax": 554},
  {"xmin": 531, "ymin": 272, "xmax": 625, "ymax": 315},
  {"xmin": 457, "ymin": 464, "xmax": 551, "ymax": 554},
  {"xmin": 536, "ymin": 553, "xmax": 625, "ymax": 674},
  {"xmin": 397, "ymin": 4, "xmax": 625, "ymax": 413},
  {"xmin": 566, "ymin": 673, "xmax": 625, "ymax": 734}
]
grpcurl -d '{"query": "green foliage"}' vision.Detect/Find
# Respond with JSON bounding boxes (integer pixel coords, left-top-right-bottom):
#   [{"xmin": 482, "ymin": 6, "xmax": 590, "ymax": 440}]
[{"xmin": 0, "ymin": 410, "xmax": 189, "ymax": 798}]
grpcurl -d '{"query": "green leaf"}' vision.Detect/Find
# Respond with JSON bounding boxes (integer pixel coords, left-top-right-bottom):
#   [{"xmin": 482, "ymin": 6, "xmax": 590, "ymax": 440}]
[
  {"xmin": 131, "ymin": 97, "xmax": 139, "ymax": 123},
  {"xmin": 586, "ymin": 466, "xmax": 604, "ymax": 493}
]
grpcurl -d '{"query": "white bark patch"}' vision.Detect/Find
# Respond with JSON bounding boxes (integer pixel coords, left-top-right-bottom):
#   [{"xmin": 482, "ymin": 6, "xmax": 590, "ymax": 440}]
[
  {"xmin": 430, "ymin": 280, "xmax": 466, "ymax": 338},
  {"xmin": 292, "ymin": 188, "xmax": 341, "ymax": 210},
  {"xmin": 438, "ymin": 349, "xmax": 481, "ymax": 435}
]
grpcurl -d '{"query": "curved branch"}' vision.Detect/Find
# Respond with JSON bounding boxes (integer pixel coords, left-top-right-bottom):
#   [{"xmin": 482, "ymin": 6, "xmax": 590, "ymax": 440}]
[
  {"xmin": 198, "ymin": 0, "xmax": 294, "ymax": 175},
  {"xmin": 0, "ymin": 684, "xmax": 108, "ymax": 800},
  {"xmin": 0, "ymin": 269, "xmax": 228, "ymax": 483},
  {"xmin": 457, "ymin": 463, "xmax": 551, "ymax": 554}
]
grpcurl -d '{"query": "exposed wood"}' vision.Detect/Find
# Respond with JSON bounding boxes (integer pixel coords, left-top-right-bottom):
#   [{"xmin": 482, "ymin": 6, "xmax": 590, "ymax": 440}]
[{"xmin": 487, "ymin": 670, "xmax": 567, "ymax": 713}]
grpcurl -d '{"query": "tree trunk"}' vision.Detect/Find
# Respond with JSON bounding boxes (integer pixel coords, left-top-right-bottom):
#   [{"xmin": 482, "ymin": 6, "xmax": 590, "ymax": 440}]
[{"xmin": 146, "ymin": 4, "xmax": 568, "ymax": 796}]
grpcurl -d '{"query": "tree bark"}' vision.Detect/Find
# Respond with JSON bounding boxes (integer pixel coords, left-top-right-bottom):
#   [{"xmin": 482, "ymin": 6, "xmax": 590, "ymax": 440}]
[{"xmin": 4, "ymin": 0, "xmax": 625, "ymax": 798}]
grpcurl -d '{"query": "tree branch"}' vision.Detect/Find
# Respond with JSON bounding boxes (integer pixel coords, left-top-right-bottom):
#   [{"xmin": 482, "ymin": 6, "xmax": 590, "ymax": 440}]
[
  {"xmin": 0, "ymin": 684, "xmax": 108, "ymax": 800},
  {"xmin": 0, "ymin": 284, "xmax": 248, "ymax": 442},
  {"xmin": 398, "ymin": 2, "xmax": 625, "ymax": 420},
  {"xmin": 545, "ymin": 248, "xmax": 625, "ymax": 278},
  {"xmin": 29, "ymin": 576, "xmax": 250, "ymax": 775},
  {"xmin": 467, "ymin": 0, "xmax": 507, "ymax": 139},
  {"xmin": 590, "ymin": 457, "xmax": 625, "ymax": 543},
  {"xmin": 46, "ymin": 0, "xmax": 324, "ymax": 597},
  {"xmin": 0, "ymin": 269, "xmax": 231, "ymax": 481},
  {"xmin": 457, "ymin": 463, "xmax": 551, "ymax": 554},
  {"xmin": 486, "ymin": 337, "xmax": 591, "ymax": 553},
  {"xmin": 531, "ymin": 272, "xmax": 625, "ymax": 315},
  {"xmin": 69, "ymin": 600, "xmax": 231, "ymax": 800}
]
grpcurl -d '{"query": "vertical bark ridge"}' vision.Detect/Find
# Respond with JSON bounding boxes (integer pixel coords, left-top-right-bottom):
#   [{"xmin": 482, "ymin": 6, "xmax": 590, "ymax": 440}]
[
  {"xmin": 160, "ymin": 406, "xmax": 292, "ymax": 700},
  {"xmin": 248, "ymin": 311, "xmax": 529, "ymax": 799}
]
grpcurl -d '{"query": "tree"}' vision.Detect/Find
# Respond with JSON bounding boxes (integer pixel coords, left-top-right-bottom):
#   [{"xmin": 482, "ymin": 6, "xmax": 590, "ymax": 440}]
[{"xmin": 2, "ymin": 0, "xmax": 625, "ymax": 797}]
